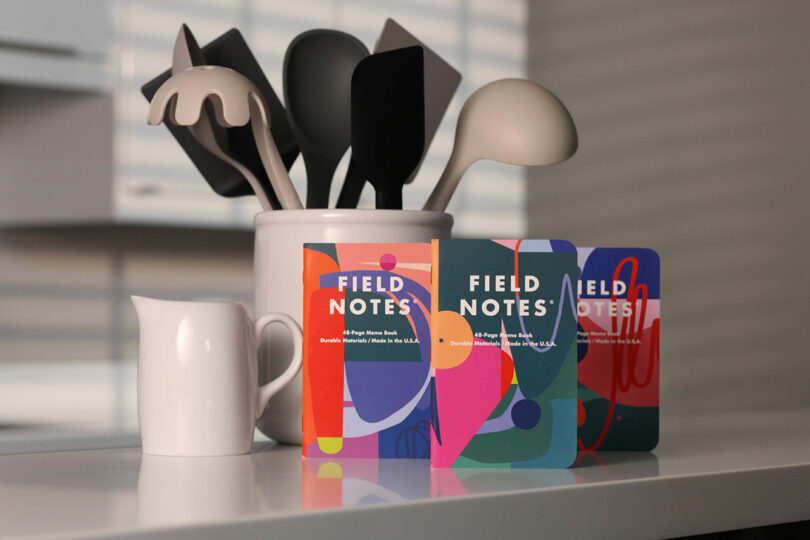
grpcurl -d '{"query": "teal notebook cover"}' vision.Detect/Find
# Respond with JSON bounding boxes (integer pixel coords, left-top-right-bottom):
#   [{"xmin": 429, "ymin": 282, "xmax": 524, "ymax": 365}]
[{"xmin": 430, "ymin": 239, "xmax": 578, "ymax": 468}]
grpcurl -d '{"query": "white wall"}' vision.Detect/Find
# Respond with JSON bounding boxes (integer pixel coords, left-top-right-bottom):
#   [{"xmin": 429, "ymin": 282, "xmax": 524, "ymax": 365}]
[{"xmin": 527, "ymin": 0, "xmax": 810, "ymax": 415}]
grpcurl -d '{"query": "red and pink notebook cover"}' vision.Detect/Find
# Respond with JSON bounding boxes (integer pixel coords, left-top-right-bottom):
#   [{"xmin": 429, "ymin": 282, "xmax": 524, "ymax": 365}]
[{"xmin": 576, "ymin": 247, "xmax": 660, "ymax": 451}]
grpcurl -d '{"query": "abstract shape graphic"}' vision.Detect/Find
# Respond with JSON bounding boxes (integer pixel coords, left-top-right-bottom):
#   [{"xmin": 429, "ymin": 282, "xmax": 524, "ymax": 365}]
[
  {"xmin": 511, "ymin": 399, "xmax": 541, "ymax": 430},
  {"xmin": 576, "ymin": 322, "xmax": 588, "ymax": 363},
  {"xmin": 431, "ymin": 338, "xmax": 503, "ymax": 467},
  {"xmin": 512, "ymin": 399, "xmax": 576, "ymax": 468},
  {"xmin": 342, "ymin": 372, "xmax": 431, "ymax": 437},
  {"xmin": 577, "ymin": 398, "xmax": 586, "ymax": 427},
  {"xmin": 509, "ymin": 251, "xmax": 577, "ymax": 400},
  {"xmin": 318, "ymin": 437, "xmax": 343, "ymax": 454},
  {"xmin": 430, "ymin": 378, "xmax": 441, "ymax": 445},
  {"xmin": 379, "ymin": 253, "xmax": 397, "ymax": 271},
  {"xmin": 303, "ymin": 248, "xmax": 341, "ymax": 448},
  {"xmin": 477, "ymin": 384, "xmax": 523, "ymax": 434},
  {"xmin": 431, "ymin": 310, "xmax": 474, "ymax": 369},
  {"xmin": 308, "ymin": 287, "xmax": 345, "ymax": 454}
]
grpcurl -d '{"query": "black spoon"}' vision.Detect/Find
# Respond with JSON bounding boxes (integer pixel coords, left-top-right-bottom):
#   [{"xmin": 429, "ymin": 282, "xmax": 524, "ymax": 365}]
[
  {"xmin": 351, "ymin": 46, "xmax": 425, "ymax": 210},
  {"xmin": 284, "ymin": 30, "xmax": 368, "ymax": 208}
]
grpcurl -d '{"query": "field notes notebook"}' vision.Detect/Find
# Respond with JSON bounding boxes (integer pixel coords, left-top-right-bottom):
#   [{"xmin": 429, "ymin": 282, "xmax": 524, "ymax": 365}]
[
  {"xmin": 576, "ymin": 247, "xmax": 660, "ymax": 451},
  {"xmin": 302, "ymin": 243, "xmax": 432, "ymax": 459},
  {"xmin": 430, "ymin": 239, "xmax": 578, "ymax": 468}
]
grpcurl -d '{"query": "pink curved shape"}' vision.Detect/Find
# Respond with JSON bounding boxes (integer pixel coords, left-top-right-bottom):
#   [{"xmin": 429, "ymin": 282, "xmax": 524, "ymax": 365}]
[
  {"xmin": 432, "ymin": 338, "xmax": 503, "ymax": 467},
  {"xmin": 492, "ymin": 239, "xmax": 519, "ymax": 250}
]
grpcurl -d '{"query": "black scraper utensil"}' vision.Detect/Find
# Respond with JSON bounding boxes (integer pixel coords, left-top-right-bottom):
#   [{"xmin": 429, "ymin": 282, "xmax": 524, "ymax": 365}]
[
  {"xmin": 284, "ymin": 30, "xmax": 368, "ymax": 208},
  {"xmin": 351, "ymin": 46, "xmax": 424, "ymax": 210},
  {"xmin": 336, "ymin": 19, "xmax": 460, "ymax": 208},
  {"xmin": 142, "ymin": 28, "xmax": 298, "ymax": 207}
]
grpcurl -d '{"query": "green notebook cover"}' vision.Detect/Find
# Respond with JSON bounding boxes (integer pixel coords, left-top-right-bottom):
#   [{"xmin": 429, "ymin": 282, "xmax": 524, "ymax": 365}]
[{"xmin": 430, "ymin": 239, "xmax": 578, "ymax": 468}]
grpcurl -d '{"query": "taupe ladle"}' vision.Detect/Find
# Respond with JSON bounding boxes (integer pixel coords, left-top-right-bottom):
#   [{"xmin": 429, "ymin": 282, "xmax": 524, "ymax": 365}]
[{"xmin": 423, "ymin": 78, "xmax": 578, "ymax": 212}]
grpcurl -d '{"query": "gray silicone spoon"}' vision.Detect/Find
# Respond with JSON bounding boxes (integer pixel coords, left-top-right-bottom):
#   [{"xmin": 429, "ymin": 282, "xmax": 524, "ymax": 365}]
[
  {"xmin": 283, "ymin": 30, "xmax": 368, "ymax": 208},
  {"xmin": 423, "ymin": 78, "xmax": 578, "ymax": 212},
  {"xmin": 148, "ymin": 66, "xmax": 303, "ymax": 209},
  {"xmin": 170, "ymin": 25, "xmax": 275, "ymax": 210}
]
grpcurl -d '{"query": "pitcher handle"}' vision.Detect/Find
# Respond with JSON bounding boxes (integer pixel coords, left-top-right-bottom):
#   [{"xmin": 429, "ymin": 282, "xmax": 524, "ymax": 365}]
[{"xmin": 253, "ymin": 312, "xmax": 303, "ymax": 419}]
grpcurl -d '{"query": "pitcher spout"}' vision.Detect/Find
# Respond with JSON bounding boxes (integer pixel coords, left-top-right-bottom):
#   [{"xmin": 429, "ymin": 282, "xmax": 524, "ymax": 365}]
[{"xmin": 131, "ymin": 295, "xmax": 158, "ymax": 323}]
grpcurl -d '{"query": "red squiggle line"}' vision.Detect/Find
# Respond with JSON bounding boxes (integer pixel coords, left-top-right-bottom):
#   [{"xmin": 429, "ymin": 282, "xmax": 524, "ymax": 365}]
[{"xmin": 578, "ymin": 256, "xmax": 659, "ymax": 452}]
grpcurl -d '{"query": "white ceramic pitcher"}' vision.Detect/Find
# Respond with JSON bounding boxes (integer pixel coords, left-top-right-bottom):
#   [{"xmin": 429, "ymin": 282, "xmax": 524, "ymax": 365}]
[{"xmin": 132, "ymin": 296, "xmax": 303, "ymax": 456}]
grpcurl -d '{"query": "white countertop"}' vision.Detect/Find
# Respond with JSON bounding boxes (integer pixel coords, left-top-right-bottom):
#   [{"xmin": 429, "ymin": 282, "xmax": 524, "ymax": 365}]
[{"xmin": 0, "ymin": 408, "xmax": 808, "ymax": 539}]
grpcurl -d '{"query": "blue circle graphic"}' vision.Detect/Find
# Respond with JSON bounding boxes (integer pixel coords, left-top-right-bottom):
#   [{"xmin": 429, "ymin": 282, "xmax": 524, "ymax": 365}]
[{"xmin": 511, "ymin": 399, "xmax": 541, "ymax": 429}]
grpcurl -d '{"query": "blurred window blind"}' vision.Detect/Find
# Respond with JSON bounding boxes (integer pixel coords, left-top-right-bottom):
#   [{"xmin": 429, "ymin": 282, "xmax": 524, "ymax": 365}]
[{"xmin": 115, "ymin": 0, "xmax": 527, "ymax": 235}]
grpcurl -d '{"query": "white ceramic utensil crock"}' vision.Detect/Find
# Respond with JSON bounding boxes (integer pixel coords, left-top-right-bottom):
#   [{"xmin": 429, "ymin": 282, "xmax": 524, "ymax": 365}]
[
  {"xmin": 254, "ymin": 209, "xmax": 453, "ymax": 444},
  {"xmin": 132, "ymin": 295, "xmax": 303, "ymax": 456}
]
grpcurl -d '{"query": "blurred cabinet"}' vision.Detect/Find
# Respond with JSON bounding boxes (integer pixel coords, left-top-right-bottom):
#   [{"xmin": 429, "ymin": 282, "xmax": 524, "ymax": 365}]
[
  {"xmin": 0, "ymin": 1, "xmax": 259, "ymax": 228},
  {"xmin": 0, "ymin": 87, "xmax": 115, "ymax": 225},
  {"xmin": 0, "ymin": 1, "xmax": 118, "ymax": 226},
  {"xmin": 0, "ymin": 0, "xmax": 113, "ymax": 91}
]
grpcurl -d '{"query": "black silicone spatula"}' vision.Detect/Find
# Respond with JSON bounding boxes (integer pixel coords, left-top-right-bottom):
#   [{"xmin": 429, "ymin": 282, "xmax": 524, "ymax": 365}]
[
  {"xmin": 336, "ymin": 19, "xmax": 460, "ymax": 208},
  {"xmin": 284, "ymin": 30, "xmax": 368, "ymax": 208},
  {"xmin": 351, "ymin": 46, "xmax": 425, "ymax": 209},
  {"xmin": 142, "ymin": 28, "xmax": 298, "ymax": 206},
  {"xmin": 375, "ymin": 19, "xmax": 461, "ymax": 184}
]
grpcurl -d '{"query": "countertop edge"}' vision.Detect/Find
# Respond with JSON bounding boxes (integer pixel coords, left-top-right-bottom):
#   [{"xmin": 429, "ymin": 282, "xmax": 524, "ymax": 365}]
[{"xmin": 48, "ymin": 461, "xmax": 810, "ymax": 540}]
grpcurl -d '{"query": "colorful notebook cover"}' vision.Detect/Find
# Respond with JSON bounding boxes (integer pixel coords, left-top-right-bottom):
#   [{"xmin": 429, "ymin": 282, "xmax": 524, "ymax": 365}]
[
  {"xmin": 302, "ymin": 243, "xmax": 432, "ymax": 458},
  {"xmin": 430, "ymin": 239, "xmax": 578, "ymax": 468},
  {"xmin": 576, "ymin": 248, "xmax": 660, "ymax": 451}
]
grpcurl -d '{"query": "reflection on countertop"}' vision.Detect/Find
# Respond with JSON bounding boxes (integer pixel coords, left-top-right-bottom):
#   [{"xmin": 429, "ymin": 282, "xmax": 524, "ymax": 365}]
[
  {"xmin": 0, "ymin": 442, "xmax": 659, "ymax": 536},
  {"xmin": 0, "ymin": 408, "xmax": 809, "ymax": 538}
]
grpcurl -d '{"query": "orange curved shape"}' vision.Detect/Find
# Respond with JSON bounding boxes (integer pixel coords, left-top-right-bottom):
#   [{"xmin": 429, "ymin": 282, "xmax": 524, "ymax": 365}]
[{"xmin": 432, "ymin": 310, "xmax": 474, "ymax": 369}]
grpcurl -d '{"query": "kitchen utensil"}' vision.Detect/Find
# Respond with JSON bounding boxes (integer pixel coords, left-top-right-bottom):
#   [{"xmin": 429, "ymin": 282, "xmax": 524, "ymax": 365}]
[
  {"xmin": 283, "ymin": 30, "xmax": 368, "ymax": 208},
  {"xmin": 350, "ymin": 46, "xmax": 425, "ymax": 209},
  {"xmin": 423, "ymin": 78, "xmax": 578, "ymax": 212},
  {"xmin": 148, "ymin": 66, "xmax": 303, "ymax": 209},
  {"xmin": 253, "ymin": 208, "xmax": 453, "ymax": 444},
  {"xmin": 141, "ymin": 28, "xmax": 298, "ymax": 206},
  {"xmin": 170, "ymin": 25, "xmax": 274, "ymax": 210},
  {"xmin": 172, "ymin": 24, "xmax": 206, "ymax": 73},
  {"xmin": 132, "ymin": 295, "xmax": 302, "ymax": 456},
  {"xmin": 336, "ymin": 19, "xmax": 461, "ymax": 208}
]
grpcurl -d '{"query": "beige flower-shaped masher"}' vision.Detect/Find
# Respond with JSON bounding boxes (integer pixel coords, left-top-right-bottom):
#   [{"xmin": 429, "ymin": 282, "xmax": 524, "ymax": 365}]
[{"xmin": 148, "ymin": 66, "xmax": 303, "ymax": 210}]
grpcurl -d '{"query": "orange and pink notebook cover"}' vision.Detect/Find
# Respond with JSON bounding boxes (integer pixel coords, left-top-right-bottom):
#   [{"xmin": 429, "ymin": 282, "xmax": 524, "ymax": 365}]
[{"xmin": 302, "ymin": 243, "xmax": 432, "ymax": 458}]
